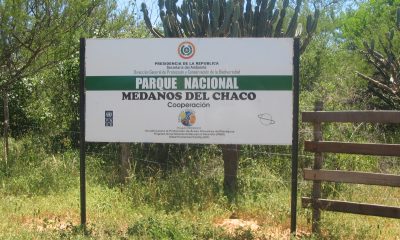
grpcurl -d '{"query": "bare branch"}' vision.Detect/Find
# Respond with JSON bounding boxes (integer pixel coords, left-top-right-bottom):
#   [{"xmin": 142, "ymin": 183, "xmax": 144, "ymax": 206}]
[{"xmin": 356, "ymin": 71, "xmax": 398, "ymax": 95}]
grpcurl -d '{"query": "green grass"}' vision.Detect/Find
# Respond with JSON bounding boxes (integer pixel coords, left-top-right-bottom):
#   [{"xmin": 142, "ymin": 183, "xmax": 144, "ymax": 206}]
[
  {"xmin": 1, "ymin": 178, "xmax": 399, "ymax": 239},
  {"xmin": 0, "ymin": 139, "xmax": 400, "ymax": 239}
]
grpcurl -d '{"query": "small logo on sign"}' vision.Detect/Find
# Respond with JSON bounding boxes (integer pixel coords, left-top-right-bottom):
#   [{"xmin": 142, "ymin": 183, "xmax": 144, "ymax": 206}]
[
  {"xmin": 179, "ymin": 110, "xmax": 196, "ymax": 126},
  {"xmin": 258, "ymin": 113, "xmax": 275, "ymax": 126},
  {"xmin": 105, "ymin": 111, "xmax": 113, "ymax": 127},
  {"xmin": 178, "ymin": 41, "xmax": 195, "ymax": 59}
]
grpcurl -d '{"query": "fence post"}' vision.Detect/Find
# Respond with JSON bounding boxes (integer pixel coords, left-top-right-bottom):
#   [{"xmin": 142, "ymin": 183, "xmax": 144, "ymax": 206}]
[{"xmin": 312, "ymin": 101, "xmax": 324, "ymax": 233}]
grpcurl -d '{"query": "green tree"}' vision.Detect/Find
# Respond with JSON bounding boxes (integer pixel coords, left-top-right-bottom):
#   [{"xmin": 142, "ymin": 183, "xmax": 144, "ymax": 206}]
[
  {"xmin": 0, "ymin": 0, "xmax": 140, "ymax": 167},
  {"xmin": 341, "ymin": 0, "xmax": 400, "ymax": 109},
  {"xmin": 12, "ymin": 1, "xmax": 147, "ymax": 182}
]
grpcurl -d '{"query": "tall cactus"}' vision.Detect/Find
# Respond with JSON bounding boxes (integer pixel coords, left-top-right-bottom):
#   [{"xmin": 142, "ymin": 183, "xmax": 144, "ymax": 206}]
[
  {"xmin": 357, "ymin": 7, "xmax": 400, "ymax": 108},
  {"xmin": 141, "ymin": 0, "xmax": 319, "ymax": 53}
]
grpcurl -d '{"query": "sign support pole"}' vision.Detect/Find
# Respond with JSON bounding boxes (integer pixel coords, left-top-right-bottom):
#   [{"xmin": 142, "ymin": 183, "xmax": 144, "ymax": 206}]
[
  {"xmin": 290, "ymin": 37, "xmax": 300, "ymax": 234},
  {"xmin": 79, "ymin": 38, "xmax": 87, "ymax": 226}
]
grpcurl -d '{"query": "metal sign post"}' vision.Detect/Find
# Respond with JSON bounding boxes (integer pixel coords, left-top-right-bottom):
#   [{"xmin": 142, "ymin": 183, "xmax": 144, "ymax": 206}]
[
  {"xmin": 290, "ymin": 38, "xmax": 300, "ymax": 234},
  {"xmin": 79, "ymin": 38, "xmax": 86, "ymax": 225}
]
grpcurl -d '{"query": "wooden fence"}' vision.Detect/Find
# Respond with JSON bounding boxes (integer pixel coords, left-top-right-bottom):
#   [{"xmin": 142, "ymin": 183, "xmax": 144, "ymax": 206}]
[{"xmin": 301, "ymin": 101, "xmax": 400, "ymax": 233}]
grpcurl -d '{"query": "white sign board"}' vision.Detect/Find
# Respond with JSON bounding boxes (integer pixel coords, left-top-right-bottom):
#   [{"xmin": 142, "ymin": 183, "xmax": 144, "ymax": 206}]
[{"xmin": 85, "ymin": 38, "xmax": 294, "ymax": 144}]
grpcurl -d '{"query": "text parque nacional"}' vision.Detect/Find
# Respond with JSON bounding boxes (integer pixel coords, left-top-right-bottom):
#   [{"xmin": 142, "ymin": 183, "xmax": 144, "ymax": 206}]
[
  {"xmin": 135, "ymin": 77, "xmax": 239, "ymax": 90},
  {"xmin": 121, "ymin": 76, "xmax": 256, "ymax": 101}
]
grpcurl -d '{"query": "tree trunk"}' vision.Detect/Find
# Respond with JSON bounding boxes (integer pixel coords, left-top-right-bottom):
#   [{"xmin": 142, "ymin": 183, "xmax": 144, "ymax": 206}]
[
  {"xmin": 222, "ymin": 144, "xmax": 239, "ymax": 202},
  {"xmin": 3, "ymin": 91, "xmax": 9, "ymax": 168},
  {"xmin": 120, "ymin": 143, "xmax": 131, "ymax": 183}
]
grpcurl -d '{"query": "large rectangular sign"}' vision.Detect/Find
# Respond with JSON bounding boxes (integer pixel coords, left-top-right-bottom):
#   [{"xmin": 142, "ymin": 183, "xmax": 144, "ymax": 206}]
[{"xmin": 85, "ymin": 38, "xmax": 294, "ymax": 144}]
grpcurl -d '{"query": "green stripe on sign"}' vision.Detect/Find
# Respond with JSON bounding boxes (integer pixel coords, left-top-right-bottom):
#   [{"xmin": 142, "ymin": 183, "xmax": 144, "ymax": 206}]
[
  {"xmin": 85, "ymin": 76, "xmax": 292, "ymax": 91},
  {"xmin": 85, "ymin": 76, "xmax": 135, "ymax": 90},
  {"xmin": 237, "ymin": 76, "xmax": 292, "ymax": 90}
]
